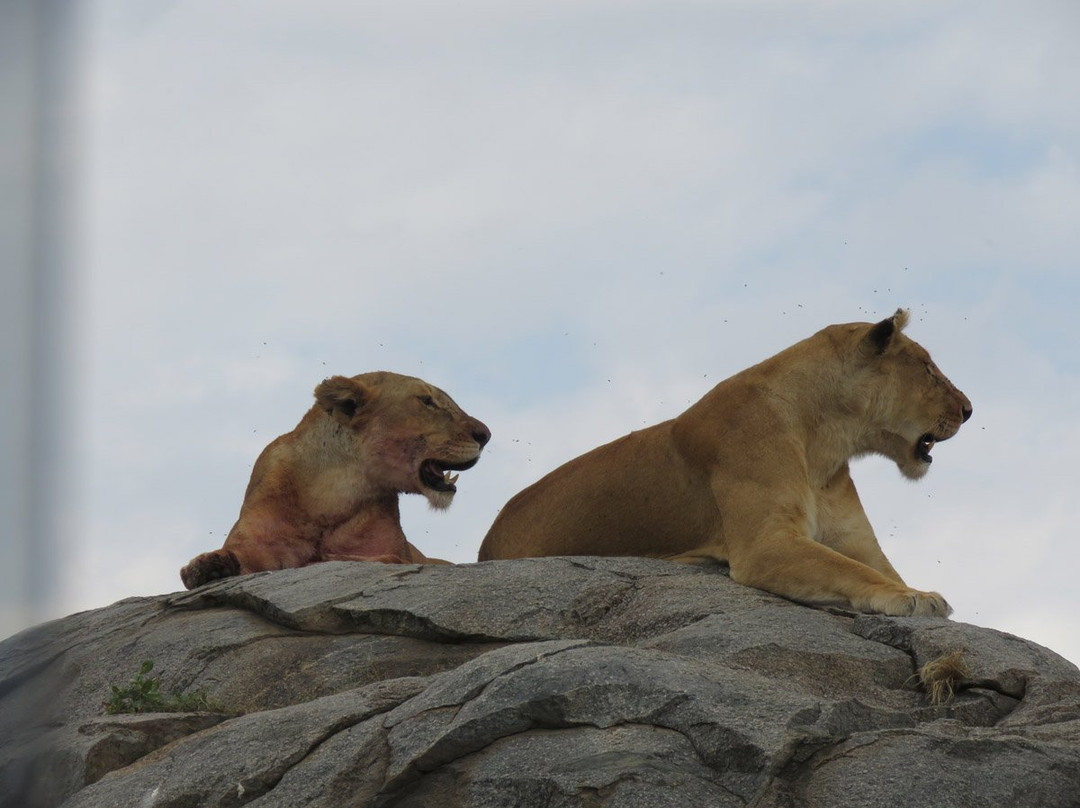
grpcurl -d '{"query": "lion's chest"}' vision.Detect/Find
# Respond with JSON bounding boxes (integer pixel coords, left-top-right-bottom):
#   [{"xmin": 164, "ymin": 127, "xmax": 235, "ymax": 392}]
[
  {"xmin": 319, "ymin": 509, "xmax": 407, "ymax": 558},
  {"xmin": 806, "ymin": 501, "xmax": 822, "ymax": 543},
  {"xmin": 809, "ymin": 473, "xmax": 866, "ymax": 546}
]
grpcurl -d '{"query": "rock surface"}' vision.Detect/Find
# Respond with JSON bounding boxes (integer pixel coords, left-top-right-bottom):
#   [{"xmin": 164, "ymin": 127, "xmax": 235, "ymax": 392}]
[{"xmin": 2, "ymin": 558, "xmax": 1078, "ymax": 807}]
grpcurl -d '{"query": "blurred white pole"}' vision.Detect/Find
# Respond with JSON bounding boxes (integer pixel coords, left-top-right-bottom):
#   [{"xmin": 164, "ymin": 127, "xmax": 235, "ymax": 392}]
[{"xmin": 0, "ymin": 0, "xmax": 82, "ymax": 639}]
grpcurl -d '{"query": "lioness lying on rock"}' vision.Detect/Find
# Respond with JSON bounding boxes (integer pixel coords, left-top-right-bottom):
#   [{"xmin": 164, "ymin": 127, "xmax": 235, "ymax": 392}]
[
  {"xmin": 480, "ymin": 310, "xmax": 971, "ymax": 617},
  {"xmin": 181, "ymin": 372, "xmax": 490, "ymax": 589}
]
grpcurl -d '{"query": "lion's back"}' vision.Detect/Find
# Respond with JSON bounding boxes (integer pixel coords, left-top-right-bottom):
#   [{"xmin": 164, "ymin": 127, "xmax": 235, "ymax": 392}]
[{"xmin": 479, "ymin": 421, "xmax": 712, "ymax": 561}]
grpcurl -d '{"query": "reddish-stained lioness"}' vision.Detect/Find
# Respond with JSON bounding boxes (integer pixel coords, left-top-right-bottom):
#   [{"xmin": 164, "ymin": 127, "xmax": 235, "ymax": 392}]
[
  {"xmin": 181, "ymin": 372, "xmax": 490, "ymax": 589},
  {"xmin": 479, "ymin": 310, "xmax": 971, "ymax": 617}
]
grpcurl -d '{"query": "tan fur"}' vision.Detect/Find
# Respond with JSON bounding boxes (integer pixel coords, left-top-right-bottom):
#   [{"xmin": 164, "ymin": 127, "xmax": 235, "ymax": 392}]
[
  {"xmin": 181, "ymin": 372, "xmax": 490, "ymax": 589},
  {"xmin": 479, "ymin": 310, "xmax": 971, "ymax": 617},
  {"xmin": 917, "ymin": 651, "xmax": 971, "ymax": 705}
]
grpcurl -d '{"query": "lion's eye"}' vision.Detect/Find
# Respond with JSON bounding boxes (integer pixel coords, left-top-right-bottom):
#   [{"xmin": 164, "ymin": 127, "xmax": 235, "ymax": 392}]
[{"xmin": 419, "ymin": 395, "xmax": 438, "ymax": 409}]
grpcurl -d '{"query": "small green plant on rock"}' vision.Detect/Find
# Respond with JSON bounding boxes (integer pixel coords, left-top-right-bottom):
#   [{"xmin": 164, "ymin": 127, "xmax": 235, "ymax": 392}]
[{"xmin": 103, "ymin": 659, "xmax": 220, "ymax": 715}]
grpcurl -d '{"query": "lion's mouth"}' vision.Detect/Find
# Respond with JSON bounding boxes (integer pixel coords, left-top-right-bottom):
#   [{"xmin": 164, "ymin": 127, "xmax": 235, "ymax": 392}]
[
  {"xmin": 916, "ymin": 433, "xmax": 938, "ymax": 464},
  {"xmin": 419, "ymin": 456, "xmax": 479, "ymax": 493},
  {"xmin": 915, "ymin": 416, "xmax": 965, "ymax": 465}
]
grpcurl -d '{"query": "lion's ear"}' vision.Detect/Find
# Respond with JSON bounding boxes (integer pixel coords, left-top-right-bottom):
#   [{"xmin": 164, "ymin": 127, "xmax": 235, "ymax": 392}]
[
  {"xmin": 314, "ymin": 376, "xmax": 377, "ymax": 423},
  {"xmin": 864, "ymin": 308, "xmax": 910, "ymax": 355}
]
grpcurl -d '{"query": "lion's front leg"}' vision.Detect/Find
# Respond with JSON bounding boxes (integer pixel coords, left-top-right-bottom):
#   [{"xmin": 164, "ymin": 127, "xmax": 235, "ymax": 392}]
[
  {"xmin": 816, "ymin": 465, "xmax": 906, "ymax": 585},
  {"xmin": 180, "ymin": 548, "xmax": 241, "ymax": 589},
  {"xmin": 179, "ymin": 517, "xmax": 319, "ymax": 590},
  {"xmin": 729, "ymin": 533, "xmax": 951, "ymax": 617},
  {"xmin": 718, "ymin": 484, "xmax": 950, "ymax": 616},
  {"xmin": 403, "ymin": 539, "xmax": 451, "ymax": 564}
]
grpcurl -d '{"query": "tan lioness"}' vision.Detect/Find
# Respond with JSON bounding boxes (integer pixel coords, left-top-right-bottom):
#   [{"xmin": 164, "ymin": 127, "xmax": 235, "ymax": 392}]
[
  {"xmin": 181, "ymin": 372, "xmax": 491, "ymax": 589},
  {"xmin": 479, "ymin": 310, "xmax": 971, "ymax": 617}
]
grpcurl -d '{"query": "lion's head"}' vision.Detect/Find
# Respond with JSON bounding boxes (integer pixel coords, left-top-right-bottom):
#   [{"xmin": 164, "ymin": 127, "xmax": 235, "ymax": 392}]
[
  {"xmin": 838, "ymin": 309, "xmax": 972, "ymax": 480},
  {"xmin": 314, "ymin": 371, "xmax": 491, "ymax": 509}
]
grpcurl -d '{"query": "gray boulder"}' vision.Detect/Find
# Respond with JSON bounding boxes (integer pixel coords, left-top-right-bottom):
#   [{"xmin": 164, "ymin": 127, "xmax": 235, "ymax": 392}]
[{"xmin": 1, "ymin": 558, "xmax": 1077, "ymax": 807}]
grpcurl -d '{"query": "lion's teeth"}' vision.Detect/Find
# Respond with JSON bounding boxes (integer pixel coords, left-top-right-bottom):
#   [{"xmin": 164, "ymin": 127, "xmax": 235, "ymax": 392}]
[{"xmin": 444, "ymin": 471, "xmax": 459, "ymax": 486}]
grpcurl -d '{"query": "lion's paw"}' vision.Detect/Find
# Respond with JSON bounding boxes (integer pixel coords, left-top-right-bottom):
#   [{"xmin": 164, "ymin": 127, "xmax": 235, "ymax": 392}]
[
  {"xmin": 872, "ymin": 587, "xmax": 952, "ymax": 618},
  {"xmin": 906, "ymin": 589, "xmax": 952, "ymax": 617},
  {"xmin": 180, "ymin": 550, "xmax": 240, "ymax": 590}
]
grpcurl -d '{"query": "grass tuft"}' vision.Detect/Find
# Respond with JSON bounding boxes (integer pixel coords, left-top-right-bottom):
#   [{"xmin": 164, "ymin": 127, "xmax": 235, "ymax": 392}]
[{"xmin": 102, "ymin": 660, "xmax": 223, "ymax": 715}]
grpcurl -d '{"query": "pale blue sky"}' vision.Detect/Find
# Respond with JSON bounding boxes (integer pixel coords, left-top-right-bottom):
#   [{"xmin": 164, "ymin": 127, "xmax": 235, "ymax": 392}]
[{"xmin": 4, "ymin": 0, "xmax": 1078, "ymax": 666}]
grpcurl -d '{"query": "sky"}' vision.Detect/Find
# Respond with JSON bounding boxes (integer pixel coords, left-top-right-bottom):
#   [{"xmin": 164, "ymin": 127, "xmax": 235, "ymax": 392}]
[{"xmin": 3, "ymin": 0, "xmax": 1079, "ymax": 666}]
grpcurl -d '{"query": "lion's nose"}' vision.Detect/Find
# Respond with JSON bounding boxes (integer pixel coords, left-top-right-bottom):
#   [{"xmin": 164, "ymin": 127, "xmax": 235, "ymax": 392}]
[
  {"xmin": 955, "ymin": 389, "xmax": 973, "ymax": 423},
  {"xmin": 472, "ymin": 420, "xmax": 492, "ymax": 447}
]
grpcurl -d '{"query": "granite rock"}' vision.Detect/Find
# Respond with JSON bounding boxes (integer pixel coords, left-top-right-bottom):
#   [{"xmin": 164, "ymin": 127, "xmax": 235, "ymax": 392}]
[{"xmin": 1, "ymin": 558, "xmax": 1077, "ymax": 807}]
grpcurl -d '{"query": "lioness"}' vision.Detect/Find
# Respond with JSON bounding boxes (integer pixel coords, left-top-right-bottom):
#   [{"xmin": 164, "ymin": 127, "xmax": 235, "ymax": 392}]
[
  {"xmin": 181, "ymin": 372, "xmax": 491, "ymax": 589},
  {"xmin": 479, "ymin": 310, "xmax": 971, "ymax": 617}
]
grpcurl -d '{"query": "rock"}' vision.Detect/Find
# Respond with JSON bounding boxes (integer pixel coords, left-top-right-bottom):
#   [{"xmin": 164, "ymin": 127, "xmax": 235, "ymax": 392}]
[{"xmin": 1, "ymin": 558, "xmax": 1078, "ymax": 807}]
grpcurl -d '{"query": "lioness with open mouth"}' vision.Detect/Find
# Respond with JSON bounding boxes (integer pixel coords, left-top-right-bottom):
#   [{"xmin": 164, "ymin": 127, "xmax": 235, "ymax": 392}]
[
  {"xmin": 181, "ymin": 372, "xmax": 490, "ymax": 589},
  {"xmin": 479, "ymin": 310, "xmax": 970, "ymax": 617}
]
